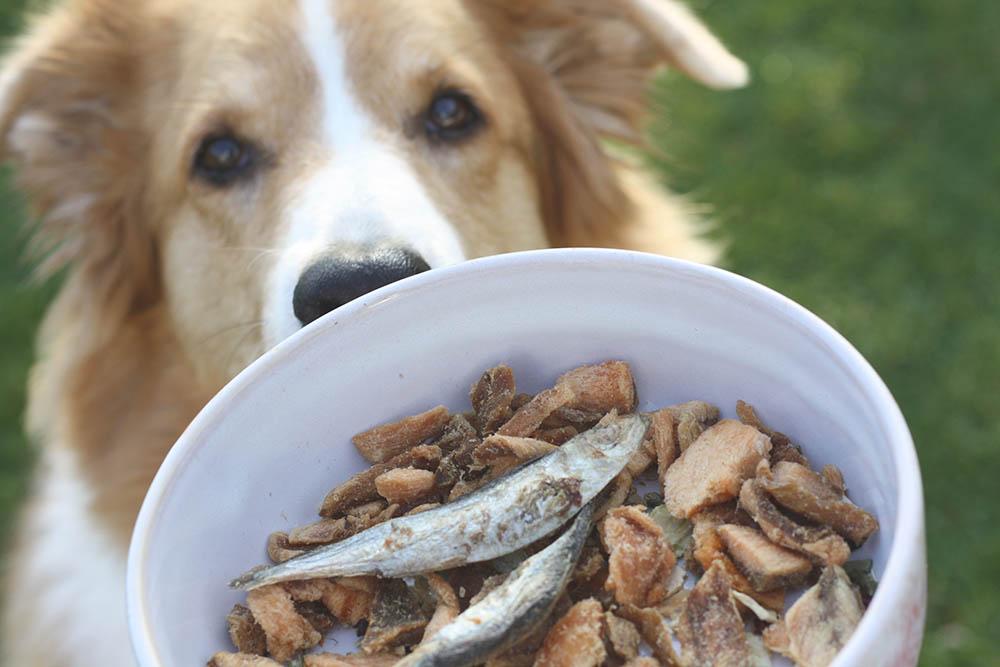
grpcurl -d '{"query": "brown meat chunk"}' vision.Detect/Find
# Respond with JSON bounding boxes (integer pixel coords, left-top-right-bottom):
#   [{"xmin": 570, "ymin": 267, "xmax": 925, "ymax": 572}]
[
  {"xmin": 267, "ymin": 532, "xmax": 306, "ymax": 563},
  {"xmin": 717, "ymin": 524, "xmax": 813, "ymax": 592},
  {"xmin": 530, "ymin": 425, "xmax": 578, "ymax": 445},
  {"xmin": 322, "ymin": 578, "xmax": 375, "ymax": 626},
  {"xmin": 405, "ymin": 502, "xmax": 441, "ymax": 515},
  {"xmin": 291, "ymin": 504, "xmax": 400, "ymax": 547},
  {"xmin": 433, "ymin": 435, "xmax": 482, "ymax": 491},
  {"xmin": 360, "ymin": 579, "xmax": 429, "ymax": 653},
  {"xmin": 663, "ymin": 420, "xmax": 772, "ymax": 518},
  {"xmin": 676, "ymin": 561, "xmax": 750, "ymax": 667},
  {"xmin": 295, "ymin": 600, "xmax": 338, "ymax": 634},
  {"xmin": 739, "ymin": 480, "xmax": 850, "ymax": 566},
  {"xmin": 420, "ymin": 573, "xmax": 460, "ymax": 642},
  {"xmin": 690, "ymin": 508, "xmax": 785, "ymax": 611},
  {"xmin": 226, "ymin": 604, "xmax": 266, "ymax": 655},
  {"xmin": 320, "ymin": 444, "xmax": 441, "ymax": 517},
  {"xmin": 471, "ymin": 365, "xmax": 517, "ymax": 435},
  {"xmin": 622, "ymin": 659, "xmax": 661, "ymax": 667},
  {"xmin": 821, "ymin": 464, "xmax": 846, "ymax": 494},
  {"xmin": 511, "ymin": 393, "xmax": 534, "ymax": 411},
  {"xmin": 593, "ymin": 470, "xmax": 635, "ymax": 520},
  {"xmin": 352, "ymin": 405, "xmax": 450, "ymax": 463},
  {"xmin": 556, "ymin": 360, "xmax": 636, "ymax": 414},
  {"xmin": 616, "ymin": 604, "xmax": 681, "ymax": 666},
  {"xmin": 430, "ymin": 414, "xmax": 480, "ymax": 453},
  {"xmin": 534, "ymin": 598, "xmax": 606, "ymax": 667},
  {"xmin": 770, "ymin": 566, "xmax": 865, "ymax": 667},
  {"xmin": 304, "ymin": 655, "xmax": 401, "ymax": 667},
  {"xmin": 605, "ymin": 612, "xmax": 641, "ymax": 660},
  {"xmin": 735, "ymin": 400, "xmax": 809, "ymax": 466},
  {"xmin": 759, "ymin": 461, "xmax": 878, "ymax": 546},
  {"xmin": 473, "ymin": 435, "xmax": 558, "ymax": 469},
  {"xmin": 648, "ymin": 409, "xmax": 677, "ymax": 488},
  {"xmin": 374, "ymin": 467, "xmax": 437, "ymax": 505},
  {"xmin": 245, "ymin": 585, "xmax": 322, "ymax": 662},
  {"xmin": 498, "ymin": 383, "xmax": 574, "ymax": 437},
  {"xmin": 208, "ymin": 654, "xmax": 281, "ymax": 667},
  {"xmin": 601, "ymin": 506, "xmax": 677, "ymax": 607},
  {"xmin": 665, "ymin": 401, "xmax": 720, "ymax": 452}
]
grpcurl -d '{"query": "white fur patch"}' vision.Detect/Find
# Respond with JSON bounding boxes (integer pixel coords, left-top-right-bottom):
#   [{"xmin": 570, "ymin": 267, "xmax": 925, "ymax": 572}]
[
  {"xmin": 263, "ymin": 0, "xmax": 467, "ymax": 346},
  {"xmin": 3, "ymin": 447, "xmax": 135, "ymax": 666}
]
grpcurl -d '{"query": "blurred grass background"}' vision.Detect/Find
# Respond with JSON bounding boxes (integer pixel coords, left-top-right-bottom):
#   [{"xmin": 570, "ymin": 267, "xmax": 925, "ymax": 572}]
[{"xmin": 0, "ymin": 0, "xmax": 996, "ymax": 664}]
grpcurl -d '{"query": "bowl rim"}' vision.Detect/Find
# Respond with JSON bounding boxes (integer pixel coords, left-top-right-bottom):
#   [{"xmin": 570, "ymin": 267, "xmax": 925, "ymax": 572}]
[{"xmin": 127, "ymin": 248, "xmax": 924, "ymax": 666}]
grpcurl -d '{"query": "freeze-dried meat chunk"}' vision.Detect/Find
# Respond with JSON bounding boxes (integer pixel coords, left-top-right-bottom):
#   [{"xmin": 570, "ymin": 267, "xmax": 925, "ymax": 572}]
[
  {"xmin": 622, "ymin": 659, "xmax": 660, "ymax": 667},
  {"xmin": 534, "ymin": 598, "xmax": 606, "ymax": 667},
  {"xmin": 419, "ymin": 573, "xmax": 460, "ymax": 642},
  {"xmin": 320, "ymin": 444, "xmax": 441, "ymax": 517},
  {"xmin": 472, "ymin": 435, "xmax": 557, "ymax": 470},
  {"xmin": 665, "ymin": 400, "xmax": 720, "ymax": 452},
  {"xmin": 226, "ymin": 604, "xmax": 266, "ymax": 655},
  {"xmin": 759, "ymin": 461, "xmax": 878, "ymax": 547},
  {"xmin": 360, "ymin": 579, "xmax": 429, "ymax": 653},
  {"xmin": 716, "ymin": 524, "xmax": 813, "ymax": 592},
  {"xmin": 323, "ymin": 578, "xmax": 376, "ymax": 626},
  {"xmin": 647, "ymin": 409, "xmax": 677, "ymax": 488},
  {"xmin": 497, "ymin": 384, "xmax": 574, "ymax": 437},
  {"xmin": 663, "ymin": 420, "xmax": 771, "ymax": 518},
  {"xmin": 530, "ymin": 425, "xmax": 578, "ymax": 445},
  {"xmin": 431, "ymin": 414, "xmax": 479, "ymax": 453},
  {"xmin": 374, "ymin": 467, "xmax": 437, "ymax": 505},
  {"xmin": 601, "ymin": 506, "xmax": 676, "ymax": 607},
  {"xmin": 295, "ymin": 600, "xmax": 338, "ymax": 634},
  {"xmin": 739, "ymin": 480, "xmax": 850, "ymax": 566},
  {"xmin": 556, "ymin": 360, "xmax": 636, "ymax": 414},
  {"xmin": 605, "ymin": 612, "xmax": 641, "ymax": 660},
  {"xmin": 736, "ymin": 400, "xmax": 809, "ymax": 467},
  {"xmin": 471, "ymin": 365, "xmax": 517, "ymax": 435},
  {"xmin": 676, "ymin": 561, "xmax": 751, "ymax": 667},
  {"xmin": 245, "ymin": 585, "xmax": 322, "ymax": 662},
  {"xmin": 616, "ymin": 603, "xmax": 681, "ymax": 666},
  {"xmin": 208, "ymin": 653, "xmax": 281, "ymax": 667},
  {"xmin": 267, "ymin": 531, "xmax": 306, "ymax": 564},
  {"xmin": 353, "ymin": 405, "xmax": 450, "ymax": 463},
  {"xmin": 304, "ymin": 655, "xmax": 401, "ymax": 667},
  {"xmin": 288, "ymin": 518, "xmax": 351, "ymax": 547},
  {"xmin": 765, "ymin": 566, "xmax": 865, "ymax": 667}
]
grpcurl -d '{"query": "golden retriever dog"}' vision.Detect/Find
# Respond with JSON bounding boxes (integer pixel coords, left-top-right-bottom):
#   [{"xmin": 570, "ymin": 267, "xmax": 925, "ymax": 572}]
[{"xmin": 0, "ymin": 0, "xmax": 745, "ymax": 663}]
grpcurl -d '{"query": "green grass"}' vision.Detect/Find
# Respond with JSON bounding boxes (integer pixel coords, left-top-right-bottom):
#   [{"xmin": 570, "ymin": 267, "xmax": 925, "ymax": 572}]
[{"xmin": 0, "ymin": 1, "xmax": 996, "ymax": 664}]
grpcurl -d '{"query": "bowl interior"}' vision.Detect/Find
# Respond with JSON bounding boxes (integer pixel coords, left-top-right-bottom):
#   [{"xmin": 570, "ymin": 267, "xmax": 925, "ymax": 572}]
[{"xmin": 128, "ymin": 250, "xmax": 921, "ymax": 666}]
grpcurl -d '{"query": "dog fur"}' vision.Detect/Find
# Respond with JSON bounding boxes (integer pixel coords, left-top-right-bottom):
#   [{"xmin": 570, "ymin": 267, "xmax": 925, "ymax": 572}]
[{"xmin": 0, "ymin": 0, "xmax": 744, "ymax": 663}]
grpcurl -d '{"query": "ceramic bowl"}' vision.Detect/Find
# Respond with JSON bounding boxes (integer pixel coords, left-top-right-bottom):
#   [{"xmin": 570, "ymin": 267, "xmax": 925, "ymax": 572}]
[{"xmin": 127, "ymin": 249, "xmax": 926, "ymax": 666}]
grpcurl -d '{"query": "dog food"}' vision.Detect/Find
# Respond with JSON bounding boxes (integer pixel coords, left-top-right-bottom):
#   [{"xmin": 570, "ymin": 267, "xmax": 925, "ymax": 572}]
[{"xmin": 209, "ymin": 361, "xmax": 880, "ymax": 667}]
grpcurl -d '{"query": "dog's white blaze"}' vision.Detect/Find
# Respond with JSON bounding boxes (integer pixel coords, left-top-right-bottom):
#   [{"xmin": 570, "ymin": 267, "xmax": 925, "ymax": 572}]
[
  {"xmin": 264, "ymin": 0, "xmax": 466, "ymax": 345},
  {"xmin": 2, "ymin": 448, "xmax": 134, "ymax": 666}
]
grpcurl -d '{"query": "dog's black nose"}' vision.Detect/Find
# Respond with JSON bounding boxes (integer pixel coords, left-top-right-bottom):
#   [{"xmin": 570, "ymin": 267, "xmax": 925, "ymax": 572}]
[{"xmin": 293, "ymin": 245, "xmax": 430, "ymax": 326}]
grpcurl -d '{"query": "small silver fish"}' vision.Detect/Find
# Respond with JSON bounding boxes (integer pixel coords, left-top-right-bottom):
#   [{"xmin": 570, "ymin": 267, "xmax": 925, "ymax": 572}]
[
  {"xmin": 231, "ymin": 414, "xmax": 647, "ymax": 590},
  {"xmin": 397, "ymin": 501, "xmax": 595, "ymax": 667}
]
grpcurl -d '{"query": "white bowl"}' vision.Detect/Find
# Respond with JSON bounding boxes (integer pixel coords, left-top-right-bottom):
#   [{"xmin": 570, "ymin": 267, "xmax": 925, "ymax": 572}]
[{"xmin": 127, "ymin": 249, "xmax": 926, "ymax": 666}]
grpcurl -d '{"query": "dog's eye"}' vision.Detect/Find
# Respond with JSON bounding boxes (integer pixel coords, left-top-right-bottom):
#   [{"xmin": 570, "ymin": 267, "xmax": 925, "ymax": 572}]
[
  {"xmin": 192, "ymin": 134, "xmax": 256, "ymax": 186},
  {"xmin": 424, "ymin": 91, "xmax": 482, "ymax": 143}
]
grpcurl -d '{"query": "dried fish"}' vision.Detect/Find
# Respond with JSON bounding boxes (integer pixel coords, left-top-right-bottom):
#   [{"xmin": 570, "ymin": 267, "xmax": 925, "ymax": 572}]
[
  {"xmin": 360, "ymin": 579, "xmax": 430, "ymax": 653},
  {"xmin": 663, "ymin": 420, "xmax": 771, "ymax": 519},
  {"xmin": 232, "ymin": 415, "xmax": 648, "ymax": 590},
  {"xmin": 226, "ymin": 604, "xmax": 266, "ymax": 655},
  {"xmin": 738, "ymin": 480, "xmax": 850, "ymax": 566},
  {"xmin": 716, "ymin": 524, "xmax": 813, "ymax": 592},
  {"xmin": 676, "ymin": 561, "xmax": 751, "ymax": 667},
  {"xmin": 765, "ymin": 566, "xmax": 864, "ymax": 667},
  {"xmin": 759, "ymin": 461, "xmax": 878, "ymax": 547},
  {"xmin": 396, "ymin": 503, "xmax": 594, "ymax": 667},
  {"xmin": 534, "ymin": 598, "xmax": 606, "ymax": 667}
]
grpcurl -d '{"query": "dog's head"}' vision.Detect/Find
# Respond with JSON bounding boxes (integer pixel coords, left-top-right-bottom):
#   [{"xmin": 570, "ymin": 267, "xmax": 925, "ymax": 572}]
[{"xmin": 0, "ymin": 0, "xmax": 744, "ymax": 386}]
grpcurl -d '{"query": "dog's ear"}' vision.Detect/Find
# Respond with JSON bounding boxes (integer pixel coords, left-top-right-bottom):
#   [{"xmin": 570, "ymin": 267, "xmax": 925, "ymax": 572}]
[
  {"xmin": 0, "ymin": 1, "xmax": 156, "ymax": 320},
  {"xmin": 476, "ymin": 0, "xmax": 746, "ymax": 246}
]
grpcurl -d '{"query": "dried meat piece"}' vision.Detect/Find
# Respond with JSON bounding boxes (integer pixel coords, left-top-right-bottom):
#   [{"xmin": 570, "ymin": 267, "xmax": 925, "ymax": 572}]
[
  {"xmin": 208, "ymin": 653, "xmax": 281, "ymax": 667},
  {"xmin": 739, "ymin": 480, "xmax": 850, "ymax": 566},
  {"xmin": 497, "ymin": 384, "xmax": 574, "ymax": 437},
  {"xmin": 717, "ymin": 524, "xmax": 813, "ymax": 592},
  {"xmin": 288, "ymin": 518, "xmax": 352, "ymax": 547},
  {"xmin": 530, "ymin": 425, "xmax": 578, "ymax": 445},
  {"xmin": 405, "ymin": 502, "xmax": 441, "ymax": 515},
  {"xmin": 622, "ymin": 659, "xmax": 661, "ymax": 667},
  {"xmin": 346, "ymin": 500, "xmax": 389, "ymax": 519},
  {"xmin": 648, "ymin": 410, "xmax": 677, "ymax": 488},
  {"xmin": 822, "ymin": 464, "xmax": 846, "ymax": 494},
  {"xmin": 471, "ymin": 365, "xmax": 517, "ymax": 435},
  {"xmin": 320, "ymin": 444, "xmax": 442, "ymax": 517},
  {"xmin": 420, "ymin": 573, "xmax": 460, "ymax": 642},
  {"xmin": 295, "ymin": 600, "xmax": 338, "ymax": 634},
  {"xmin": 666, "ymin": 400, "xmax": 720, "ymax": 452},
  {"xmin": 353, "ymin": 406, "xmax": 450, "ymax": 464},
  {"xmin": 374, "ymin": 467, "xmax": 437, "ymax": 505},
  {"xmin": 431, "ymin": 414, "xmax": 480, "ymax": 454},
  {"xmin": 511, "ymin": 393, "xmax": 534, "ymax": 411},
  {"xmin": 601, "ymin": 506, "xmax": 677, "ymax": 607},
  {"xmin": 323, "ymin": 579, "xmax": 376, "ymax": 626},
  {"xmin": 605, "ymin": 612, "xmax": 641, "ymax": 660},
  {"xmin": 593, "ymin": 470, "xmax": 635, "ymax": 520},
  {"xmin": 226, "ymin": 604, "xmax": 266, "ymax": 655},
  {"xmin": 690, "ymin": 508, "xmax": 785, "ymax": 611},
  {"xmin": 663, "ymin": 420, "xmax": 772, "ymax": 519},
  {"xmin": 676, "ymin": 561, "xmax": 751, "ymax": 667},
  {"xmin": 472, "ymin": 435, "xmax": 558, "ymax": 470},
  {"xmin": 735, "ymin": 400, "xmax": 809, "ymax": 466},
  {"xmin": 246, "ymin": 585, "xmax": 322, "ymax": 662},
  {"xmin": 360, "ymin": 579, "xmax": 430, "ymax": 653},
  {"xmin": 557, "ymin": 361, "xmax": 636, "ymax": 414},
  {"xmin": 304, "ymin": 655, "xmax": 401, "ymax": 667},
  {"xmin": 759, "ymin": 461, "xmax": 878, "ymax": 547},
  {"xmin": 548, "ymin": 406, "xmax": 604, "ymax": 426},
  {"xmin": 534, "ymin": 598, "xmax": 606, "ymax": 667},
  {"xmin": 267, "ymin": 532, "xmax": 306, "ymax": 563},
  {"xmin": 616, "ymin": 603, "xmax": 681, "ymax": 666},
  {"xmin": 767, "ymin": 566, "xmax": 864, "ymax": 667}
]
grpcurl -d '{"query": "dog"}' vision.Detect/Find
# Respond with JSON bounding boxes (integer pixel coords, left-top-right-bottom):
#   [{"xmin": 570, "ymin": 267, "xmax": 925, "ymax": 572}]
[{"xmin": 0, "ymin": 0, "xmax": 745, "ymax": 663}]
